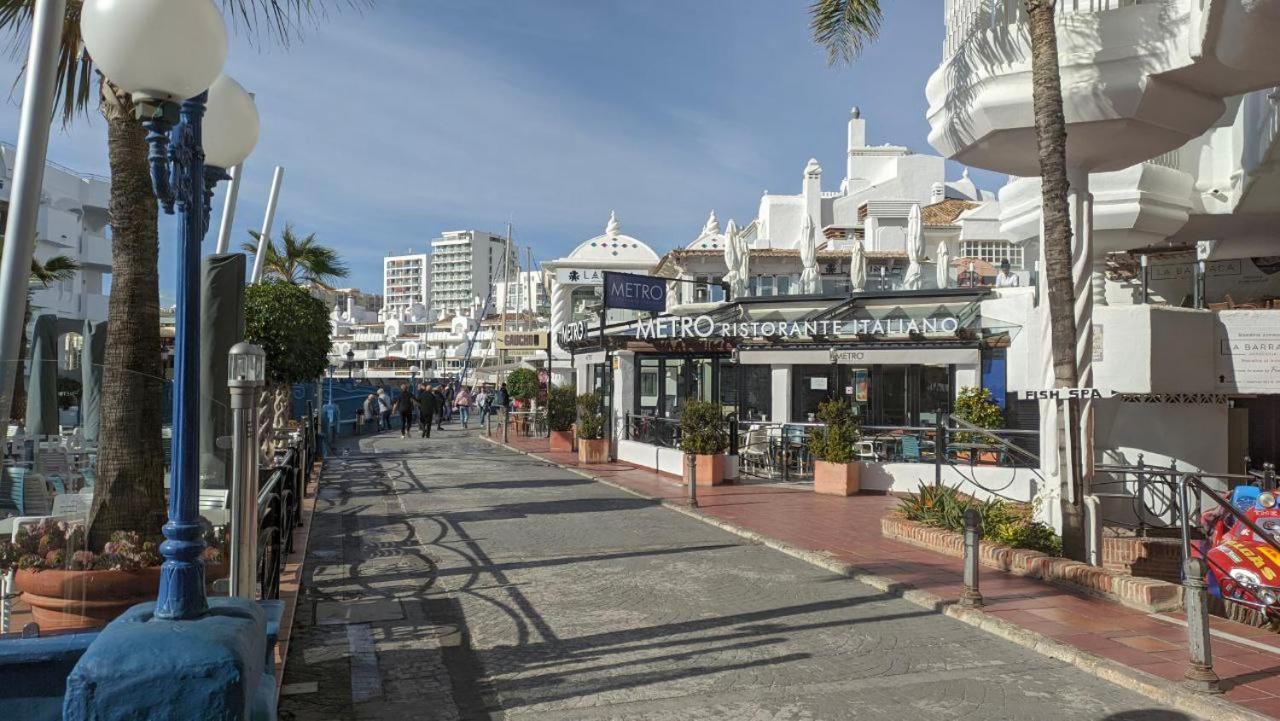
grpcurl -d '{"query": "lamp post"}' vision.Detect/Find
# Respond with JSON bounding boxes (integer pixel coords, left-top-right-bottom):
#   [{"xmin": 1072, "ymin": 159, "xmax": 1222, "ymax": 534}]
[
  {"xmin": 346, "ymin": 349, "xmax": 355, "ymax": 380},
  {"xmin": 81, "ymin": 0, "xmax": 259, "ymax": 620},
  {"xmin": 227, "ymin": 342, "xmax": 265, "ymax": 598}
]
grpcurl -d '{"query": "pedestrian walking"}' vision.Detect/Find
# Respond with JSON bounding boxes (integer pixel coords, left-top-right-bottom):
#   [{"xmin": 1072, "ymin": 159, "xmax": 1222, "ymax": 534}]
[
  {"xmin": 396, "ymin": 383, "xmax": 414, "ymax": 438},
  {"xmin": 377, "ymin": 388, "xmax": 391, "ymax": 431},
  {"xmin": 475, "ymin": 387, "xmax": 491, "ymax": 426},
  {"xmin": 354, "ymin": 404, "xmax": 364, "ymax": 436},
  {"xmin": 455, "ymin": 385, "xmax": 474, "ymax": 429},
  {"xmin": 434, "ymin": 385, "xmax": 447, "ymax": 431},
  {"xmin": 495, "ymin": 383, "xmax": 509, "ymax": 414},
  {"xmin": 416, "ymin": 382, "xmax": 436, "ymax": 438},
  {"xmin": 363, "ymin": 393, "xmax": 377, "ymax": 433}
]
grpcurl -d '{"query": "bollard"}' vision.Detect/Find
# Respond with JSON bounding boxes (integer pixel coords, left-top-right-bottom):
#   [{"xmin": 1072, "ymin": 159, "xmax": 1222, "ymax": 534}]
[
  {"xmin": 960, "ymin": 507, "xmax": 984, "ymax": 608},
  {"xmin": 502, "ymin": 406, "xmax": 509, "ymax": 444},
  {"xmin": 686, "ymin": 452, "xmax": 699, "ymax": 508},
  {"xmin": 1182, "ymin": 557, "xmax": 1222, "ymax": 693}
]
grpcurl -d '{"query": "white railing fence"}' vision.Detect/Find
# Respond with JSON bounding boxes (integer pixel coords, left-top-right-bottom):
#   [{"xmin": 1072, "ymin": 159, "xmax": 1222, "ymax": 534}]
[{"xmin": 943, "ymin": 0, "xmax": 1150, "ymax": 59}]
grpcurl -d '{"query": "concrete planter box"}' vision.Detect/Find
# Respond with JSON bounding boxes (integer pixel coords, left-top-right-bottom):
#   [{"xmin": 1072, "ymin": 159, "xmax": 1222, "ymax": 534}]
[
  {"xmin": 814, "ymin": 460, "xmax": 860, "ymax": 496},
  {"xmin": 549, "ymin": 429, "xmax": 574, "ymax": 453},
  {"xmin": 578, "ymin": 438, "xmax": 609, "ymax": 464},
  {"xmin": 682, "ymin": 453, "xmax": 725, "ymax": 486}
]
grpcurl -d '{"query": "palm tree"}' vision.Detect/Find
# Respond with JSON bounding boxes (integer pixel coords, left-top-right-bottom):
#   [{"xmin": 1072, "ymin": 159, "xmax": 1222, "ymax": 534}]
[
  {"xmin": 243, "ymin": 223, "xmax": 349, "ymax": 289},
  {"xmin": 810, "ymin": 0, "xmax": 1084, "ymax": 556},
  {"xmin": 0, "ymin": 0, "xmax": 362, "ymax": 548},
  {"xmin": 9, "ymin": 254, "xmax": 79, "ymax": 421}
]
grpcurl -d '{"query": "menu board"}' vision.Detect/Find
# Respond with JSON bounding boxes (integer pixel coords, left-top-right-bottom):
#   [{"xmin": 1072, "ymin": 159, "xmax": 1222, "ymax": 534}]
[{"xmin": 1215, "ymin": 311, "xmax": 1280, "ymax": 392}]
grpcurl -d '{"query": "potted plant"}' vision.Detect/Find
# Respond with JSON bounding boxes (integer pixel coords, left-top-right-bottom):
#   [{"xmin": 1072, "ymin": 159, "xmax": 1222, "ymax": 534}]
[
  {"xmin": 576, "ymin": 392, "xmax": 608, "ymax": 463},
  {"xmin": 808, "ymin": 400, "xmax": 861, "ymax": 496},
  {"xmin": 679, "ymin": 400, "xmax": 729, "ymax": 486},
  {"xmin": 0, "ymin": 518, "xmax": 227, "ymax": 631},
  {"xmin": 952, "ymin": 386, "xmax": 1004, "ymax": 463},
  {"xmin": 507, "ymin": 368, "xmax": 539, "ymax": 435},
  {"xmin": 547, "ymin": 384, "xmax": 576, "ymax": 452}
]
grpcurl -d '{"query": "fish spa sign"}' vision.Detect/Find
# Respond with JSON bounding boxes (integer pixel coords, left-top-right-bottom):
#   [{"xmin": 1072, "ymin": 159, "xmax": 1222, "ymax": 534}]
[{"xmin": 636, "ymin": 315, "xmax": 961, "ymax": 341}]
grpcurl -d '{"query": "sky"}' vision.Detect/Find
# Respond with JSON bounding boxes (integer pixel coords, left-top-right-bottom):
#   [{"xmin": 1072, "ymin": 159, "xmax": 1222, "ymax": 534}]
[{"xmin": 0, "ymin": 0, "xmax": 1003, "ymax": 301}]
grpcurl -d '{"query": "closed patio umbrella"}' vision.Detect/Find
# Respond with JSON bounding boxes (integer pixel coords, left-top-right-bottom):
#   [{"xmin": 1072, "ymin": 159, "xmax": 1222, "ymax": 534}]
[
  {"xmin": 81, "ymin": 319, "xmax": 107, "ymax": 444},
  {"xmin": 850, "ymin": 237, "xmax": 866, "ymax": 293},
  {"xmin": 799, "ymin": 215, "xmax": 819, "ymax": 294},
  {"xmin": 936, "ymin": 241, "xmax": 950, "ymax": 289},
  {"xmin": 723, "ymin": 217, "xmax": 740, "ymax": 299},
  {"xmin": 26, "ymin": 314, "xmax": 57, "ymax": 437},
  {"xmin": 736, "ymin": 222, "xmax": 751, "ymax": 297},
  {"xmin": 903, "ymin": 203, "xmax": 923, "ymax": 290}
]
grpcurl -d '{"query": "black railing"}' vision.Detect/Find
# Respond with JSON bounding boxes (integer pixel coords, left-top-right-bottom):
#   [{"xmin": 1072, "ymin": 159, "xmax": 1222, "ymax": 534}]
[{"xmin": 625, "ymin": 414, "xmax": 681, "ymax": 449}]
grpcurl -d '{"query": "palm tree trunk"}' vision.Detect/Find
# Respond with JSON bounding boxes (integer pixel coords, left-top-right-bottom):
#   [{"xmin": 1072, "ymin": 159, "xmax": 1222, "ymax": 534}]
[
  {"xmin": 9, "ymin": 296, "xmax": 31, "ymax": 423},
  {"xmin": 87, "ymin": 83, "xmax": 167, "ymax": 549},
  {"xmin": 1026, "ymin": 0, "xmax": 1085, "ymax": 560}
]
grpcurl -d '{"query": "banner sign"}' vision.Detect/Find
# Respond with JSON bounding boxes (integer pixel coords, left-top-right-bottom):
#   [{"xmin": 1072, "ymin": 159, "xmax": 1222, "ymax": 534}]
[
  {"xmin": 497, "ymin": 331, "xmax": 547, "ymax": 351},
  {"xmin": 1215, "ymin": 311, "xmax": 1280, "ymax": 393},
  {"xmin": 1018, "ymin": 388, "xmax": 1115, "ymax": 400},
  {"xmin": 554, "ymin": 267, "xmax": 605, "ymax": 285},
  {"xmin": 603, "ymin": 271, "xmax": 666, "ymax": 312},
  {"xmin": 636, "ymin": 314, "xmax": 961, "ymax": 341},
  {"xmin": 557, "ymin": 319, "xmax": 592, "ymax": 346}
]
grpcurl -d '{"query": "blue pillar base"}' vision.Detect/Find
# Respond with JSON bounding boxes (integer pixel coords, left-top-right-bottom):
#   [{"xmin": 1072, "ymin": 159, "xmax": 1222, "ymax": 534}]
[{"xmin": 63, "ymin": 597, "xmax": 269, "ymax": 721}]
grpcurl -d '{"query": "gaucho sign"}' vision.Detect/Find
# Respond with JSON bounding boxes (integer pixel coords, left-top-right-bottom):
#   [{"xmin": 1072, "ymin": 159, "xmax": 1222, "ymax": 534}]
[{"xmin": 637, "ymin": 314, "xmax": 961, "ymax": 340}]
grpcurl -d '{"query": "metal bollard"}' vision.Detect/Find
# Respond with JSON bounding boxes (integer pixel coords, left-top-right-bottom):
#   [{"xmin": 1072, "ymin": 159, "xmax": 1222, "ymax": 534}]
[
  {"xmin": 686, "ymin": 452, "xmax": 699, "ymax": 508},
  {"xmin": 1182, "ymin": 557, "xmax": 1222, "ymax": 693},
  {"xmin": 502, "ymin": 406, "xmax": 509, "ymax": 444},
  {"xmin": 960, "ymin": 507, "xmax": 984, "ymax": 608}
]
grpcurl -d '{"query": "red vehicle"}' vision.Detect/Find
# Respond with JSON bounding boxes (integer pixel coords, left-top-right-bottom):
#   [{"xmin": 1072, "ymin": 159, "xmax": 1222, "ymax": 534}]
[{"xmin": 1201, "ymin": 487, "xmax": 1280, "ymax": 627}]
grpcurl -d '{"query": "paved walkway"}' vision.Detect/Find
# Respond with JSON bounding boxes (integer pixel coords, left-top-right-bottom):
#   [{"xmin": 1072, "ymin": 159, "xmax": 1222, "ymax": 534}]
[
  {"xmin": 495, "ymin": 432, "xmax": 1280, "ymax": 720},
  {"xmin": 280, "ymin": 425, "xmax": 1188, "ymax": 720}
]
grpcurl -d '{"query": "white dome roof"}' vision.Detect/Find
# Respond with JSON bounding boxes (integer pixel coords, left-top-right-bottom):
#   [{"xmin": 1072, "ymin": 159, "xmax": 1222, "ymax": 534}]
[
  {"xmin": 686, "ymin": 210, "xmax": 725, "ymax": 250},
  {"xmin": 567, "ymin": 211, "xmax": 660, "ymax": 263}
]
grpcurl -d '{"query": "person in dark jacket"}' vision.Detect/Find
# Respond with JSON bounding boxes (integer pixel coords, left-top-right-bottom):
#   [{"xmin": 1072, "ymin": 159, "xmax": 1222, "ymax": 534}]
[
  {"xmin": 433, "ymin": 385, "xmax": 447, "ymax": 431},
  {"xmin": 416, "ymin": 383, "xmax": 437, "ymax": 438},
  {"xmin": 395, "ymin": 383, "xmax": 415, "ymax": 438}
]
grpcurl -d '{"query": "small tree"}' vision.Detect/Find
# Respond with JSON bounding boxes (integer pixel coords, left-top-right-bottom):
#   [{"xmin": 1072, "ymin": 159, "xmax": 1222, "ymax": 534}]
[
  {"xmin": 547, "ymin": 385, "xmax": 576, "ymax": 432},
  {"xmin": 952, "ymin": 386, "xmax": 1004, "ymax": 443},
  {"xmin": 507, "ymin": 368, "xmax": 539, "ymax": 404},
  {"xmin": 575, "ymin": 393, "xmax": 606, "ymax": 440},
  {"xmin": 809, "ymin": 400, "xmax": 860, "ymax": 464},
  {"xmin": 245, "ymin": 281, "xmax": 331, "ymax": 430},
  {"xmin": 678, "ymin": 400, "xmax": 727, "ymax": 455}
]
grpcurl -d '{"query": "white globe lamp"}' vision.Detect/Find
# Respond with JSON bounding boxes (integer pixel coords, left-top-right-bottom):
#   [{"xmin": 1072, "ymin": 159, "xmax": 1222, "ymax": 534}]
[
  {"xmin": 203, "ymin": 75, "xmax": 259, "ymax": 169},
  {"xmin": 80, "ymin": 0, "xmax": 227, "ymax": 102}
]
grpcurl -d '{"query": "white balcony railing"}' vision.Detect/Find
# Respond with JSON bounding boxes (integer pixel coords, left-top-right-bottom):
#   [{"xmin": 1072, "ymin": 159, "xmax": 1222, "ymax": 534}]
[{"xmin": 943, "ymin": 0, "xmax": 1149, "ymax": 59}]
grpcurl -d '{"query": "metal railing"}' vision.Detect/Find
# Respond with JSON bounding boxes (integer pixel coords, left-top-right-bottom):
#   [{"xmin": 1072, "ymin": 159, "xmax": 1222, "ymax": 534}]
[
  {"xmin": 624, "ymin": 414, "xmax": 681, "ymax": 449},
  {"xmin": 944, "ymin": 0, "xmax": 1152, "ymax": 59}
]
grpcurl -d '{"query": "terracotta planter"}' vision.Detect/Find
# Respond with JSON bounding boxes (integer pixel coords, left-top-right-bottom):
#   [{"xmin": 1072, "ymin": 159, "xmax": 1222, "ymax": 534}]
[
  {"xmin": 813, "ymin": 460, "xmax": 860, "ymax": 496},
  {"xmin": 15, "ymin": 566, "xmax": 162, "ymax": 631},
  {"xmin": 682, "ymin": 453, "xmax": 725, "ymax": 486},
  {"xmin": 578, "ymin": 438, "xmax": 609, "ymax": 464},
  {"xmin": 550, "ymin": 429, "xmax": 574, "ymax": 453}
]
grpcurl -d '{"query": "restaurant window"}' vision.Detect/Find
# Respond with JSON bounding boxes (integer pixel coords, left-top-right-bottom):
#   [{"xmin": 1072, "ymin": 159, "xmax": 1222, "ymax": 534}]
[
  {"xmin": 693, "ymin": 275, "xmax": 724, "ymax": 303},
  {"xmin": 691, "ymin": 358, "xmax": 717, "ymax": 404},
  {"xmin": 875, "ymin": 365, "xmax": 909, "ymax": 426},
  {"xmin": 791, "ymin": 364, "xmax": 835, "ymax": 423},
  {"xmin": 638, "ymin": 358, "xmax": 660, "ymax": 415},
  {"xmin": 738, "ymin": 365, "xmax": 773, "ymax": 421},
  {"xmin": 961, "ymin": 239, "xmax": 1023, "ymax": 270},
  {"xmin": 836, "ymin": 365, "xmax": 871, "ymax": 420},
  {"xmin": 919, "ymin": 365, "xmax": 953, "ymax": 426},
  {"xmin": 662, "ymin": 359, "xmax": 686, "ymax": 419}
]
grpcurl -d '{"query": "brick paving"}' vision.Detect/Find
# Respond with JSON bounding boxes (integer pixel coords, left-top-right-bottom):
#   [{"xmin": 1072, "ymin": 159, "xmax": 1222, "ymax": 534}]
[{"xmin": 494, "ymin": 431, "xmax": 1280, "ymax": 719}]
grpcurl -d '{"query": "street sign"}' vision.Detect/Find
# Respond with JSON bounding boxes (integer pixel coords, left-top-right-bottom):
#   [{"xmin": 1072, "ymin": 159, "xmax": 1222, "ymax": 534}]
[
  {"xmin": 497, "ymin": 331, "xmax": 547, "ymax": 351},
  {"xmin": 603, "ymin": 271, "xmax": 666, "ymax": 312},
  {"xmin": 1018, "ymin": 388, "xmax": 1116, "ymax": 400}
]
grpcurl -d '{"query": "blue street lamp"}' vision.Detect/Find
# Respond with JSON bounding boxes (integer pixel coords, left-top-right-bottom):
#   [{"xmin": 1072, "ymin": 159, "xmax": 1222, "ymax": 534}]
[{"xmin": 81, "ymin": 0, "xmax": 259, "ymax": 620}]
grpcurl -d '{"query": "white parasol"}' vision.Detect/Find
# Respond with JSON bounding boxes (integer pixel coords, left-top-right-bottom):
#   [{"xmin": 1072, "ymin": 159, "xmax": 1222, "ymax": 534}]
[
  {"xmin": 722, "ymin": 216, "xmax": 740, "ymax": 297},
  {"xmin": 936, "ymin": 240, "xmax": 950, "ymax": 289},
  {"xmin": 799, "ymin": 215, "xmax": 819, "ymax": 294},
  {"xmin": 903, "ymin": 203, "xmax": 923, "ymax": 290},
  {"xmin": 850, "ymin": 236, "xmax": 866, "ymax": 293}
]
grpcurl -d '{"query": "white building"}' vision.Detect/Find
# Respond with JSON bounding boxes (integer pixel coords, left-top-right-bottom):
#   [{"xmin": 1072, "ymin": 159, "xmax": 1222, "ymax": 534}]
[
  {"xmin": 1, "ymin": 144, "xmax": 112, "ymax": 326},
  {"xmin": 429, "ymin": 230, "xmax": 515, "ymax": 317},
  {"xmin": 383, "ymin": 253, "xmax": 429, "ymax": 318},
  {"xmin": 497, "ymin": 269, "xmax": 549, "ymax": 315}
]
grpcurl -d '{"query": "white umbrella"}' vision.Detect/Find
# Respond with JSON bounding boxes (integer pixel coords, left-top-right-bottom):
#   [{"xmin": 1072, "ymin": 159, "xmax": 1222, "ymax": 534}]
[
  {"xmin": 850, "ymin": 237, "xmax": 866, "ymax": 292},
  {"xmin": 723, "ymin": 218, "xmax": 740, "ymax": 298},
  {"xmin": 735, "ymin": 222, "xmax": 750, "ymax": 298},
  {"xmin": 903, "ymin": 203, "xmax": 923, "ymax": 290},
  {"xmin": 936, "ymin": 240, "xmax": 950, "ymax": 289},
  {"xmin": 799, "ymin": 215, "xmax": 819, "ymax": 294}
]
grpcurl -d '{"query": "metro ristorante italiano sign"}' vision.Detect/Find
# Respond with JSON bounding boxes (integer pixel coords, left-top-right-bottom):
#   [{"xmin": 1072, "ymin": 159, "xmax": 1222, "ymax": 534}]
[{"xmin": 634, "ymin": 315, "xmax": 962, "ymax": 341}]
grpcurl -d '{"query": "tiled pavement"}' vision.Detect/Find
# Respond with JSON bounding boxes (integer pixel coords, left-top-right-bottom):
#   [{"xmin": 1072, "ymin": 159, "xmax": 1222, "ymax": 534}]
[{"xmin": 493, "ymin": 431, "xmax": 1280, "ymax": 719}]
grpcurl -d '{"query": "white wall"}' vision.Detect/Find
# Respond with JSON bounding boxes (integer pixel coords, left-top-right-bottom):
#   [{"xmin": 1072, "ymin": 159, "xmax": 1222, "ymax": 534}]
[
  {"xmin": 859, "ymin": 462, "xmax": 1042, "ymax": 503},
  {"xmin": 618, "ymin": 439, "xmax": 686, "ymax": 476},
  {"xmin": 771, "ymin": 366, "xmax": 791, "ymax": 423}
]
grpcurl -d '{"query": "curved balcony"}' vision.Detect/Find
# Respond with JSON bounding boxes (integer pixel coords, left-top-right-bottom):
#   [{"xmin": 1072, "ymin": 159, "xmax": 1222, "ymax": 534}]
[{"xmin": 928, "ymin": 0, "xmax": 1280, "ymax": 175}]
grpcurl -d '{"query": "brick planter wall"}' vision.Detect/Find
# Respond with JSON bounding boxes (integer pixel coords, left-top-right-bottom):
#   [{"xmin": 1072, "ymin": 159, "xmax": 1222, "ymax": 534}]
[
  {"xmin": 881, "ymin": 516, "xmax": 1183, "ymax": 613},
  {"xmin": 1101, "ymin": 536, "xmax": 1184, "ymax": 584}
]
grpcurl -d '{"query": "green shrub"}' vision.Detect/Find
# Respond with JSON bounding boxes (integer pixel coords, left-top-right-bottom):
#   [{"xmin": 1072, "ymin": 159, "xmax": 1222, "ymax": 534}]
[
  {"xmin": 678, "ymin": 400, "xmax": 727, "ymax": 455},
  {"xmin": 507, "ymin": 368, "xmax": 539, "ymax": 402},
  {"xmin": 952, "ymin": 386, "xmax": 1004, "ymax": 444},
  {"xmin": 576, "ymin": 393, "xmax": 606, "ymax": 440},
  {"xmin": 808, "ymin": 399, "xmax": 860, "ymax": 463},
  {"xmin": 547, "ymin": 385, "xmax": 576, "ymax": 432},
  {"xmin": 898, "ymin": 480, "xmax": 1061, "ymax": 555}
]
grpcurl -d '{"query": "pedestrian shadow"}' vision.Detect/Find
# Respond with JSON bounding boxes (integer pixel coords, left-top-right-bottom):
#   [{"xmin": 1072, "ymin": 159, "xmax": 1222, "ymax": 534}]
[
  {"xmin": 1101, "ymin": 712, "xmax": 1194, "ymax": 720},
  {"xmin": 445, "ymin": 497, "xmax": 660, "ymax": 523},
  {"xmin": 453, "ymin": 478, "xmax": 593, "ymax": 491}
]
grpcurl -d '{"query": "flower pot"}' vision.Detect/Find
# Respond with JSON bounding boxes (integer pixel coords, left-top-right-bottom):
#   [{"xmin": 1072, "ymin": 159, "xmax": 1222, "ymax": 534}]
[
  {"xmin": 15, "ymin": 566, "xmax": 162, "ymax": 631},
  {"xmin": 813, "ymin": 460, "xmax": 860, "ymax": 496},
  {"xmin": 550, "ymin": 429, "xmax": 574, "ymax": 453},
  {"xmin": 683, "ymin": 453, "xmax": 725, "ymax": 486},
  {"xmin": 578, "ymin": 438, "xmax": 609, "ymax": 464}
]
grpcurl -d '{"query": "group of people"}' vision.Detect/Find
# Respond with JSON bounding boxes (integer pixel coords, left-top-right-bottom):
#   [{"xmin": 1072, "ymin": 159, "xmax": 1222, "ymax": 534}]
[{"xmin": 357, "ymin": 381, "xmax": 510, "ymax": 439}]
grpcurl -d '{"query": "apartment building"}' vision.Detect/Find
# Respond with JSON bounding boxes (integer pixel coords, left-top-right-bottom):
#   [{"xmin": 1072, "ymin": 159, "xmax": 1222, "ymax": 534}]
[{"xmin": 429, "ymin": 230, "xmax": 515, "ymax": 316}]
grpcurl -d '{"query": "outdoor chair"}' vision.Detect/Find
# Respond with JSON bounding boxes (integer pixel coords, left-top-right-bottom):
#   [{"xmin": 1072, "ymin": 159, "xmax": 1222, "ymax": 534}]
[
  {"xmin": 740, "ymin": 427, "xmax": 769, "ymax": 475},
  {"xmin": 900, "ymin": 435, "xmax": 923, "ymax": 462}
]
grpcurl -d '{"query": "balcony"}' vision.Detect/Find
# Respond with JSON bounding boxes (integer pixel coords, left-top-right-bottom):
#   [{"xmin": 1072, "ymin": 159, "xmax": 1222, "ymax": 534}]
[{"xmin": 928, "ymin": 0, "xmax": 1280, "ymax": 175}]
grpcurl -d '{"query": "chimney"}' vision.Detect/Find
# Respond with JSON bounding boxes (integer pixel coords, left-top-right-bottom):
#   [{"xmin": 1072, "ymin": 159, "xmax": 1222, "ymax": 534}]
[{"xmin": 931, "ymin": 182, "xmax": 946, "ymax": 204}]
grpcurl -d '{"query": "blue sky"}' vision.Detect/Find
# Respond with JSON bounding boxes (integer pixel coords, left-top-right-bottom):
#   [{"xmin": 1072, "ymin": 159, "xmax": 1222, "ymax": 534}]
[{"xmin": 0, "ymin": 1, "xmax": 1002, "ymax": 300}]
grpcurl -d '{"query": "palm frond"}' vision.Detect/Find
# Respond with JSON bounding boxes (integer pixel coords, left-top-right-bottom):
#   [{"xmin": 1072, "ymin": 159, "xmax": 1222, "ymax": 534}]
[
  {"xmin": 809, "ymin": 0, "xmax": 883, "ymax": 66},
  {"xmin": 223, "ymin": 0, "xmax": 371, "ymax": 47},
  {"xmin": 30, "ymin": 254, "xmax": 78, "ymax": 286}
]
